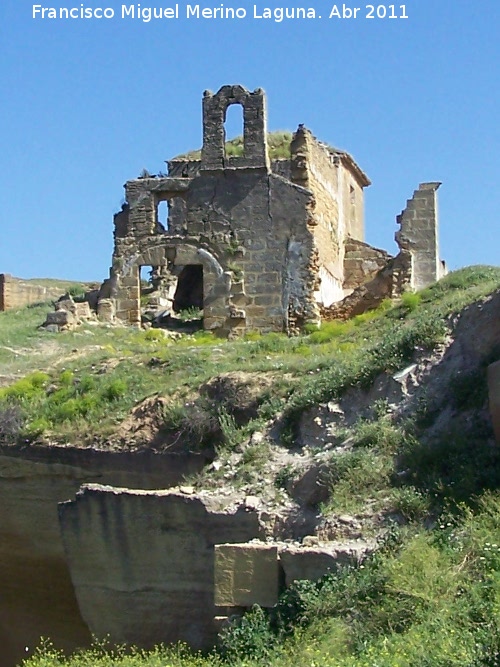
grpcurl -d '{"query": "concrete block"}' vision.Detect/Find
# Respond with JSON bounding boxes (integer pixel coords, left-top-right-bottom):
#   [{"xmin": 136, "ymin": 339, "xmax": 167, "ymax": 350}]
[{"xmin": 214, "ymin": 543, "xmax": 279, "ymax": 607}]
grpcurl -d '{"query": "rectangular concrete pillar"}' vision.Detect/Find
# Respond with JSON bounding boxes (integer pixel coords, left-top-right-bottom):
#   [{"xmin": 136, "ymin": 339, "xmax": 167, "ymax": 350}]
[{"xmin": 214, "ymin": 543, "xmax": 279, "ymax": 608}]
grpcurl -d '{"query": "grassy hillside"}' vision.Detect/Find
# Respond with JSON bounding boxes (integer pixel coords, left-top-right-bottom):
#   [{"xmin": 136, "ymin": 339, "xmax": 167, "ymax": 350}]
[
  {"xmin": 6, "ymin": 265, "xmax": 500, "ymax": 667},
  {"xmin": 22, "ymin": 278, "xmax": 95, "ymax": 290}
]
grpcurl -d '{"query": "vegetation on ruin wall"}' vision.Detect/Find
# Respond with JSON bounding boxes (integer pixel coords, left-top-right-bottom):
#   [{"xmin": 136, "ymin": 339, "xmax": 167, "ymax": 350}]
[
  {"xmin": 176, "ymin": 131, "xmax": 295, "ymax": 160},
  {"xmin": 4, "ymin": 264, "xmax": 500, "ymax": 667}
]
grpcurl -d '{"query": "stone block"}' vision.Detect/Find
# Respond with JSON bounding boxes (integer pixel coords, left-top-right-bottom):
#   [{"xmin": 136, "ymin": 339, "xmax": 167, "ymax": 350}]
[
  {"xmin": 45, "ymin": 310, "xmax": 74, "ymax": 326},
  {"xmin": 488, "ymin": 361, "xmax": 500, "ymax": 445},
  {"xmin": 253, "ymin": 295, "xmax": 280, "ymax": 306},
  {"xmin": 97, "ymin": 299, "xmax": 115, "ymax": 322},
  {"xmin": 244, "ymin": 305, "xmax": 265, "ymax": 318},
  {"xmin": 120, "ymin": 276, "xmax": 139, "ymax": 288},
  {"xmin": 55, "ymin": 298, "xmax": 76, "ymax": 314},
  {"xmin": 141, "ymin": 249, "xmax": 166, "ymax": 266},
  {"xmin": 256, "ymin": 272, "xmax": 280, "ymax": 285},
  {"xmin": 74, "ymin": 302, "xmax": 92, "ymax": 320},
  {"xmin": 214, "ymin": 543, "xmax": 279, "ymax": 607}
]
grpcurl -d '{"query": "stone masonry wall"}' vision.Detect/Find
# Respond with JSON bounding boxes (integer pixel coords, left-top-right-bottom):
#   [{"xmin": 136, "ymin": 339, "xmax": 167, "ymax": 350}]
[
  {"xmin": 320, "ymin": 181, "xmax": 446, "ymax": 321},
  {"xmin": 0, "ymin": 274, "xmax": 64, "ymax": 311},
  {"xmin": 340, "ymin": 159, "xmax": 365, "ymax": 242},
  {"xmin": 0, "ymin": 443, "xmax": 205, "ymax": 667},
  {"xmin": 291, "ymin": 127, "xmax": 343, "ymax": 306},
  {"xmin": 290, "ymin": 127, "xmax": 369, "ymax": 307},
  {"xmin": 201, "ymin": 85, "xmax": 270, "ymax": 171},
  {"xmin": 343, "ymin": 239, "xmax": 391, "ymax": 291},
  {"xmin": 395, "ymin": 182, "xmax": 447, "ymax": 290}
]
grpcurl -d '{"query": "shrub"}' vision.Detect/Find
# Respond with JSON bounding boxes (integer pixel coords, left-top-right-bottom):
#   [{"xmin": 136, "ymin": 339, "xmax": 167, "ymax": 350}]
[
  {"xmin": 243, "ymin": 330, "xmax": 262, "ymax": 342},
  {"xmin": 67, "ymin": 284, "xmax": 86, "ymax": 298},
  {"xmin": 420, "ymin": 266, "xmax": 500, "ymax": 302},
  {"xmin": 398, "ymin": 427, "xmax": 500, "ymax": 506},
  {"xmin": 59, "ymin": 369, "xmax": 74, "ymax": 386},
  {"xmin": 177, "ymin": 307, "xmax": 203, "ymax": 322},
  {"xmin": 274, "ymin": 463, "xmax": 296, "ymax": 490},
  {"xmin": 219, "ymin": 605, "xmax": 276, "ymax": 662},
  {"xmin": 217, "ymin": 407, "xmax": 240, "ymax": 450},
  {"xmin": 50, "ymin": 396, "xmax": 98, "ymax": 422},
  {"xmin": 163, "ymin": 400, "xmax": 222, "ymax": 451},
  {"xmin": 75, "ymin": 374, "xmax": 96, "ymax": 394},
  {"xmin": 324, "ymin": 448, "xmax": 394, "ymax": 514},
  {"xmin": 191, "ymin": 330, "xmax": 215, "ymax": 345},
  {"xmin": 389, "ymin": 486, "xmax": 429, "ymax": 522},
  {"xmin": 251, "ymin": 332, "xmax": 290, "ymax": 354},
  {"xmin": 400, "ymin": 291, "xmax": 422, "ymax": 312},
  {"xmin": 351, "ymin": 415, "xmax": 406, "ymax": 454},
  {"xmin": 24, "ymin": 416, "xmax": 50, "ymax": 439},
  {"xmin": 0, "ymin": 371, "xmax": 50, "ymax": 401},
  {"xmin": 101, "ymin": 378, "xmax": 128, "ymax": 401}
]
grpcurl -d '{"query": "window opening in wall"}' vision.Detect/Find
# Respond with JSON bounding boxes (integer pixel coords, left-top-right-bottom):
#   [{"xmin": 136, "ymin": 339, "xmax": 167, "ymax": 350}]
[
  {"xmin": 224, "ymin": 103, "xmax": 244, "ymax": 158},
  {"xmin": 140, "ymin": 265, "xmax": 153, "ymax": 288},
  {"xmin": 173, "ymin": 265, "xmax": 203, "ymax": 326},
  {"xmin": 157, "ymin": 201, "xmax": 169, "ymax": 231}
]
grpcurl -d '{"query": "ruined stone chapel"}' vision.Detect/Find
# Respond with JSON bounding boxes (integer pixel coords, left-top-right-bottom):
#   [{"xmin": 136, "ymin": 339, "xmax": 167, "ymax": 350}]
[{"xmin": 101, "ymin": 84, "xmax": 446, "ymax": 335}]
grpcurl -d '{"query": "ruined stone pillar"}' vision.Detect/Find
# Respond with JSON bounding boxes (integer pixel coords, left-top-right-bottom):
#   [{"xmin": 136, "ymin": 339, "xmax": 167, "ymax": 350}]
[
  {"xmin": 114, "ymin": 262, "xmax": 141, "ymax": 326},
  {"xmin": 395, "ymin": 182, "xmax": 445, "ymax": 290}
]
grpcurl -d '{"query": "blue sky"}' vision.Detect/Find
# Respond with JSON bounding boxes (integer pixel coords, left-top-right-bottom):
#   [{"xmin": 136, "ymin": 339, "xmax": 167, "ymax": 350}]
[{"xmin": 0, "ymin": 0, "xmax": 498, "ymax": 280}]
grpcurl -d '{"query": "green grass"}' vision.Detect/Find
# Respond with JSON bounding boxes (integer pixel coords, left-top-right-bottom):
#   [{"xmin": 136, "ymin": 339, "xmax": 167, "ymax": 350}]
[{"xmin": 1, "ymin": 266, "xmax": 499, "ymax": 449}]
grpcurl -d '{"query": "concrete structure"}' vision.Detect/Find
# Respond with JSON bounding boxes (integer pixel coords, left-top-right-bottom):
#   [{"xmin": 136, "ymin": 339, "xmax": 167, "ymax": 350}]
[
  {"xmin": 214, "ymin": 543, "xmax": 279, "ymax": 608},
  {"xmin": 101, "ymin": 85, "xmax": 445, "ymax": 335}
]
